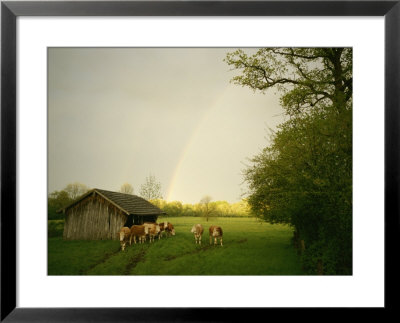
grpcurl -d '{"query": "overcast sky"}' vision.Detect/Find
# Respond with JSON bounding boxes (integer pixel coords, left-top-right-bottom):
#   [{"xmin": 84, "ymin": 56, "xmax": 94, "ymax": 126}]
[{"xmin": 48, "ymin": 48, "xmax": 284, "ymax": 204}]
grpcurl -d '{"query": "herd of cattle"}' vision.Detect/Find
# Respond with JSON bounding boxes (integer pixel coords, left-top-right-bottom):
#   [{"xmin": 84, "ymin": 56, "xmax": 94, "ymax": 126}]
[{"xmin": 118, "ymin": 222, "xmax": 223, "ymax": 251}]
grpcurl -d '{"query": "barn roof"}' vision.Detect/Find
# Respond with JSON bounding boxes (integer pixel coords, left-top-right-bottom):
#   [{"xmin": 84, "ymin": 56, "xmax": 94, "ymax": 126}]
[{"xmin": 58, "ymin": 188, "xmax": 166, "ymax": 216}]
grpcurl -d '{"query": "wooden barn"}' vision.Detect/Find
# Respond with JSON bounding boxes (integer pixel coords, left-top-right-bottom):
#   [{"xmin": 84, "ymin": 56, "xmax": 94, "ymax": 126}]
[{"xmin": 59, "ymin": 188, "xmax": 166, "ymax": 240}]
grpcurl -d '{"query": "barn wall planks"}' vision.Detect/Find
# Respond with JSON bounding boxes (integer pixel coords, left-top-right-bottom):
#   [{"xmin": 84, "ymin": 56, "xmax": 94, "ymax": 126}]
[{"xmin": 63, "ymin": 193, "xmax": 127, "ymax": 240}]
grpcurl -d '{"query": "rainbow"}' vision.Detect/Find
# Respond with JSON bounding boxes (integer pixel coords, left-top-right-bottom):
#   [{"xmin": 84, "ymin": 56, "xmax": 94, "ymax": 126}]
[{"xmin": 165, "ymin": 85, "xmax": 231, "ymax": 202}]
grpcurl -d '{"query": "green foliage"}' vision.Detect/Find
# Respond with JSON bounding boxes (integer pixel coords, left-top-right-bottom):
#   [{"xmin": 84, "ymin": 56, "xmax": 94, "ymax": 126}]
[
  {"xmin": 48, "ymin": 190, "xmax": 72, "ymax": 220},
  {"xmin": 225, "ymin": 48, "xmax": 352, "ymax": 116},
  {"xmin": 163, "ymin": 200, "xmax": 183, "ymax": 216},
  {"xmin": 226, "ymin": 48, "xmax": 352, "ymax": 275},
  {"xmin": 48, "ymin": 182, "xmax": 90, "ymax": 220},
  {"xmin": 151, "ymin": 199, "xmax": 252, "ymax": 218},
  {"xmin": 48, "ymin": 217, "xmax": 304, "ymax": 275},
  {"xmin": 48, "ymin": 220, "xmax": 65, "ymax": 237},
  {"xmin": 48, "ymin": 205, "xmax": 62, "ymax": 220}
]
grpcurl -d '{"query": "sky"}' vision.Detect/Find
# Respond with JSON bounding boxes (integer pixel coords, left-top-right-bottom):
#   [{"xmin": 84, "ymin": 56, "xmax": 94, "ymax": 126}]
[{"xmin": 48, "ymin": 48, "xmax": 284, "ymax": 204}]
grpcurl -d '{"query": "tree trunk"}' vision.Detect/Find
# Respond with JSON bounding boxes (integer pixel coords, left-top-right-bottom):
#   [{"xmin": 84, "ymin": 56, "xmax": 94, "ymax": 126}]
[{"xmin": 300, "ymin": 240, "xmax": 305, "ymax": 253}]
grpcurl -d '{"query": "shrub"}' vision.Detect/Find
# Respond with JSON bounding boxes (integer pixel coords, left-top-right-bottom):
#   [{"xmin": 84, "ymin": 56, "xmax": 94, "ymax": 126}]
[{"xmin": 48, "ymin": 220, "xmax": 64, "ymax": 238}]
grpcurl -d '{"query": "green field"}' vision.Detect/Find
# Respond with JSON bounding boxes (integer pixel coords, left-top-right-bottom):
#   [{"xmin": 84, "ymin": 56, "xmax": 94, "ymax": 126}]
[{"xmin": 48, "ymin": 217, "xmax": 305, "ymax": 275}]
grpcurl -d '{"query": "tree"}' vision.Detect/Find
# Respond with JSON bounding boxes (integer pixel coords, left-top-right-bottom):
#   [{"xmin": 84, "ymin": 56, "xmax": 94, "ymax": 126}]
[
  {"xmin": 120, "ymin": 183, "xmax": 134, "ymax": 194},
  {"xmin": 199, "ymin": 195, "xmax": 216, "ymax": 222},
  {"xmin": 48, "ymin": 190, "xmax": 73, "ymax": 220},
  {"xmin": 150, "ymin": 198, "xmax": 167, "ymax": 210},
  {"xmin": 163, "ymin": 201, "xmax": 183, "ymax": 217},
  {"xmin": 48, "ymin": 182, "xmax": 90, "ymax": 219},
  {"xmin": 139, "ymin": 174, "xmax": 162, "ymax": 200},
  {"xmin": 225, "ymin": 48, "xmax": 352, "ymax": 115},
  {"xmin": 64, "ymin": 182, "xmax": 90, "ymax": 200},
  {"xmin": 226, "ymin": 48, "xmax": 352, "ymax": 274}
]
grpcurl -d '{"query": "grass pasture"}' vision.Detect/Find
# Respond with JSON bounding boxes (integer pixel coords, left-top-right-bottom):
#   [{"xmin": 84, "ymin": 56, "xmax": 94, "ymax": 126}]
[{"xmin": 48, "ymin": 217, "xmax": 304, "ymax": 275}]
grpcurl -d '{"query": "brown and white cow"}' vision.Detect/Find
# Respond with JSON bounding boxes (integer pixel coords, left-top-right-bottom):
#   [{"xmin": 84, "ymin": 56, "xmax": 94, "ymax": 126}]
[
  {"xmin": 130, "ymin": 225, "xmax": 148, "ymax": 244},
  {"xmin": 119, "ymin": 227, "xmax": 131, "ymax": 251},
  {"xmin": 157, "ymin": 222, "xmax": 169, "ymax": 239},
  {"xmin": 165, "ymin": 222, "xmax": 176, "ymax": 237},
  {"xmin": 209, "ymin": 225, "xmax": 223, "ymax": 246},
  {"xmin": 144, "ymin": 222, "xmax": 161, "ymax": 243},
  {"xmin": 191, "ymin": 224, "xmax": 204, "ymax": 245}
]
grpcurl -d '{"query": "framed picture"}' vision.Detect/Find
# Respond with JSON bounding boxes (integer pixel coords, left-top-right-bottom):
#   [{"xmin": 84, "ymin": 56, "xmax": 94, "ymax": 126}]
[{"xmin": 1, "ymin": 0, "xmax": 398, "ymax": 321}]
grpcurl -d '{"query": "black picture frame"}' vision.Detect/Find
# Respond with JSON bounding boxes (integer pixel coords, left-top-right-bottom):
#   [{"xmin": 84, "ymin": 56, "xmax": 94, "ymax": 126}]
[{"xmin": 1, "ymin": 1, "xmax": 398, "ymax": 321}]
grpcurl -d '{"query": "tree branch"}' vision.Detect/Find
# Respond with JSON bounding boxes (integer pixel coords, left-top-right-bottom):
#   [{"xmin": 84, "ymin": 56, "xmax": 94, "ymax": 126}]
[{"xmin": 271, "ymin": 48, "xmax": 329, "ymax": 60}]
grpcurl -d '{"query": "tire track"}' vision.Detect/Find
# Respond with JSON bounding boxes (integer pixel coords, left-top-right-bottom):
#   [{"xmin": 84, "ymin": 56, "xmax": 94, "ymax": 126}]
[
  {"xmin": 82, "ymin": 247, "xmax": 121, "ymax": 274},
  {"xmin": 164, "ymin": 245, "xmax": 213, "ymax": 261},
  {"xmin": 163, "ymin": 238, "xmax": 248, "ymax": 261},
  {"xmin": 124, "ymin": 249, "xmax": 147, "ymax": 274}
]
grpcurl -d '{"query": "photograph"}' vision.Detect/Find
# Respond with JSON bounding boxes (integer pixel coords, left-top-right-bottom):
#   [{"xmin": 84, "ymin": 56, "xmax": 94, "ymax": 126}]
[
  {"xmin": 2, "ymin": 0, "xmax": 396, "ymax": 319},
  {"xmin": 48, "ymin": 47, "xmax": 353, "ymax": 276}
]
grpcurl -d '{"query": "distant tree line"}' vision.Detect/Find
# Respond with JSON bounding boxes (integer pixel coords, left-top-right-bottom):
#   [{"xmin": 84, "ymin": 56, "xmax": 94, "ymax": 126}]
[
  {"xmin": 151, "ymin": 198, "xmax": 252, "ymax": 219},
  {"xmin": 48, "ymin": 180, "xmax": 252, "ymax": 221},
  {"xmin": 226, "ymin": 48, "xmax": 352, "ymax": 275}
]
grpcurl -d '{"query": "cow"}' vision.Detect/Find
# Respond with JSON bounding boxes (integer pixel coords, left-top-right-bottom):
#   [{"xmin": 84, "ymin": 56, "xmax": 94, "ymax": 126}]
[
  {"xmin": 209, "ymin": 225, "xmax": 223, "ymax": 246},
  {"xmin": 130, "ymin": 225, "xmax": 148, "ymax": 244},
  {"xmin": 144, "ymin": 222, "xmax": 161, "ymax": 243},
  {"xmin": 119, "ymin": 227, "xmax": 131, "ymax": 251},
  {"xmin": 157, "ymin": 222, "xmax": 169, "ymax": 239},
  {"xmin": 190, "ymin": 224, "xmax": 204, "ymax": 245},
  {"xmin": 165, "ymin": 222, "xmax": 176, "ymax": 237}
]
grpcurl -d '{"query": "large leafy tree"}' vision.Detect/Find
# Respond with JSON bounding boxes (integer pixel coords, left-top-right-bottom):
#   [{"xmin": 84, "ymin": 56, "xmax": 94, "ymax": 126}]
[
  {"xmin": 225, "ymin": 48, "xmax": 352, "ymax": 115},
  {"xmin": 226, "ymin": 48, "xmax": 352, "ymax": 274}
]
